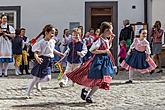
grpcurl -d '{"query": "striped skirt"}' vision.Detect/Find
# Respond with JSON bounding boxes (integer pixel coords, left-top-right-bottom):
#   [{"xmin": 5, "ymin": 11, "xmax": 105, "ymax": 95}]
[{"xmin": 66, "ymin": 54, "xmax": 114, "ymax": 90}]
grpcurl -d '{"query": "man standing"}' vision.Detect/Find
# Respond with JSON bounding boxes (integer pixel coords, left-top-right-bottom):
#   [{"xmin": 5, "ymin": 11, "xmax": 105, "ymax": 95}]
[{"xmin": 119, "ymin": 19, "xmax": 134, "ymax": 51}]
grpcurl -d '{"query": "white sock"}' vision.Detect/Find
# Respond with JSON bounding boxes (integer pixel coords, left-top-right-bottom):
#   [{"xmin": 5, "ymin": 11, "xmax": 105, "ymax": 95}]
[
  {"xmin": 129, "ymin": 70, "xmax": 134, "ymax": 81},
  {"xmin": 39, "ymin": 75, "xmax": 51, "ymax": 83},
  {"xmin": 87, "ymin": 86, "xmax": 99, "ymax": 97},
  {"xmin": 26, "ymin": 77, "xmax": 40, "ymax": 96},
  {"xmin": 3, "ymin": 63, "xmax": 9, "ymax": 76},
  {"xmin": 0, "ymin": 63, "xmax": 3, "ymax": 75}
]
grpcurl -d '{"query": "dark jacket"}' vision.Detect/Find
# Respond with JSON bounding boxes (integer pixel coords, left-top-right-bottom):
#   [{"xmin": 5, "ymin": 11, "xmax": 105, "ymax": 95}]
[{"xmin": 12, "ymin": 35, "xmax": 23, "ymax": 55}]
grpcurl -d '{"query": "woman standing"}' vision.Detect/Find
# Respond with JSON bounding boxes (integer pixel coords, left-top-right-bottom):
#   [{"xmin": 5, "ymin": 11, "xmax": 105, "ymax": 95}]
[
  {"xmin": 0, "ymin": 14, "xmax": 15, "ymax": 77},
  {"xmin": 151, "ymin": 21, "xmax": 164, "ymax": 73}
]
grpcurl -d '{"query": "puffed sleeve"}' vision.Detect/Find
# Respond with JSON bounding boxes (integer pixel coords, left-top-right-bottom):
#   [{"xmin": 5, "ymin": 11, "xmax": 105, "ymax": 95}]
[
  {"xmin": 145, "ymin": 40, "xmax": 151, "ymax": 55},
  {"xmin": 129, "ymin": 38, "xmax": 138, "ymax": 49},
  {"xmin": 9, "ymin": 25, "xmax": 15, "ymax": 34},
  {"xmin": 79, "ymin": 43, "xmax": 88, "ymax": 57},
  {"xmin": 32, "ymin": 40, "xmax": 42, "ymax": 52},
  {"xmin": 89, "ymin": 38, "xmax": 101, "ymax": 52},
  {"xmin": 127, "ymin": 38, "xmax": 137, "ymax": 54}
]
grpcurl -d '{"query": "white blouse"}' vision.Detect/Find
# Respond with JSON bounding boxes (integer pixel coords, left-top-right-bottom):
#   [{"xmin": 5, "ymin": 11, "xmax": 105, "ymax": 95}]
[
  {"xmin": 32, "ymin": 38, "xmax": 56, "ymax": 58},
  {"xmin": 89, "ymin": 37, "xmax": 111, "ymax": 52},
  {"xmin": 1, "ymin": 23, "xmax": 15, "ymax": 34}
]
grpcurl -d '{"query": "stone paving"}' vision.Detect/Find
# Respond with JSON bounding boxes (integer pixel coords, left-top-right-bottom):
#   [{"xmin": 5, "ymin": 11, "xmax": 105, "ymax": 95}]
[{"xmin": 0, "ymin": 69, "xmax": 165, "ymax": 110}]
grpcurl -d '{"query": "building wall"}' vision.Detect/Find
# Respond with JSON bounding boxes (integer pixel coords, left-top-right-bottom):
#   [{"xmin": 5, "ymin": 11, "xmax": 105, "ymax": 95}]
[
  {"xmin": 0, "ymin": 0, "xmax": 145, "ymax": 68},
  {"xmin": 152, "ymin": 0, "xmax": 165, "ymax": 29},
  {"xmin": 0, "ymin": 0, "xmax": 144, "ymax": 38}
]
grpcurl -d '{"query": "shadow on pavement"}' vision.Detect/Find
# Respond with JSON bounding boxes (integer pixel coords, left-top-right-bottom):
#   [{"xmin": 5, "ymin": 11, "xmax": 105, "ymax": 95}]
[
  {"xmin": 0, "ymin": 97, "xmax": 27, "ymax": 100},
  {"xmin": 12, "ymin": 101, "xmax": 90, "ymax": 108}
]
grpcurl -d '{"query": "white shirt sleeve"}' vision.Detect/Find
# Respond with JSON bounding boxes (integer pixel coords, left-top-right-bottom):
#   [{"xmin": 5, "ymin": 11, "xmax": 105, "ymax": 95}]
[
  {"xmin": 145, "ymin": 40, "xmax": 151, "ymax": 54},
  {"xmin": 32, "ymin": 40, "xmax": 41, "ymax": 52},
  {"xmin": 79, "ymin": 43, "xmax": 88, "ymax": 57},
  {"xmin": 89, "ymin": 38, "xmax": 101, "ymax": 52},
  {"xmin": 9, "ymin": 25, "xmax": 15, "ymax": 34},
  {"xmin": 63, "ymin": 47, "xmax": 70, "ymax": 56}
]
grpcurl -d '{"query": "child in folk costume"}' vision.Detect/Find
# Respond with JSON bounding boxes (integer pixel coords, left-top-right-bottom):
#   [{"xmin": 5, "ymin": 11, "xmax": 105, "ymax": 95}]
[
  {"xmin": 118, "ymin": 40, "xmax": 127, "ymax": 64},
  {"xmin": 52, "ymin": 28, "xmax": 61, "ymax": 62},
  {"xmin": 26, "ymin": 24, "xmax": 64, "ymax": 98},
  {"xmin": 59, "ymin": 28, "xmax": 87, "ymax": 87},
  {"xmin": 66, "ymin": 22, "xmax": 115, "ymax": 103},
  {"xmin": 118, "ymin": 40, "xmax": 127, "ymax": 71},
  {"xmin": 121, "ymin": 29, "xmax": 157, "ymax": 83},
  {"xmin": 62, "ymin": 29, "xmax": 72, "ymax": 66},
  {"xmin": 20, "ymin": 28, "xmax": 30, "ymax": 75},
  {"xmin": 12, "ymin": 29, "xmax": 23, "ymax": 76},
  {"xmin": 82, "ymin": 32, "xmax": 94, "ymax": 62}
]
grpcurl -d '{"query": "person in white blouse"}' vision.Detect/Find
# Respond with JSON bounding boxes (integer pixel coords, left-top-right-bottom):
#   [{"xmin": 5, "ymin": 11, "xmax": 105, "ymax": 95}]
[
  {"xmin": 26, "ymin": 24, "xmax": 64, "ymax": 98},
  {"xmin": 0, "ymin": 14, "xmax": 15, "ymax": 77}
]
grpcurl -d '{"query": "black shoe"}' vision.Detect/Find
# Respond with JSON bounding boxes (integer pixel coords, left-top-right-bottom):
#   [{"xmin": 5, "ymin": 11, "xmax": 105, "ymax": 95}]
[
  {"xmin": 0, "ymin": 75, "xmax": 2, "ymax": 77},
  {"xmin": 150, "ymin": 70, "xmax": 155, "ymax": 75},
  {"xmin": 86, "ymin": 96, "xmax": 93, "ymax": 103},
  {"xmin": 81, "ymin": 88, "xmax": 88, "ymax": 100},
  {"xmin": 25, "ymin": 65, "xmax": 30, "ymax": 74},
  {"xmin": 125, "ymin": 80, "xmax": 133, "ymax": 84},
  {"xmin": 156, "ymin": 70, "xmax": 163, "ymax": 73}
]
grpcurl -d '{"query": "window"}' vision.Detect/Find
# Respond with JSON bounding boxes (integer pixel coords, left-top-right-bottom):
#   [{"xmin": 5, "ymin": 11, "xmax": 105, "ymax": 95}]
[
  {"xmin": 0, "ymin": 11, "xmax": 16, "ymax": 28},
  {"xmin": 0, "ymin": 6, "xmax": 21, "ymax": 29},
  {"xmin": 69, "ymin": 22, "xmax": 80, "ymax": 30}
]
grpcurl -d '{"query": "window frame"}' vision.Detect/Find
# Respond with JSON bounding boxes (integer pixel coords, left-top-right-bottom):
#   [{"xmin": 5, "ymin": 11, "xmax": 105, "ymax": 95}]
[{"xmin": 0, "ymin": 6, "xmax": 21, "ymax": 29}]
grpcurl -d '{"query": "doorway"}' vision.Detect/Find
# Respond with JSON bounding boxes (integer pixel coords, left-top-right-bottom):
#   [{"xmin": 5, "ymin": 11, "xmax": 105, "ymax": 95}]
[{"xmin": 85, "ymin": 2, "xmax": 118, "ymax": 64}]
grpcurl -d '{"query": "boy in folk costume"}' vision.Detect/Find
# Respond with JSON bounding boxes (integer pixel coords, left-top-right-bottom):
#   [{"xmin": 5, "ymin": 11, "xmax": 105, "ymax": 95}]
[
  {"xmin": 59, "ymin": 28, "xmax": 87, "ymax": 87},
  {"xmin": 66, "ymin": 22, "xmax": 115, "ymax": 103},
  {"xmin": 20, "ymin": 28, "xmax": 30, "ymax": 74},
  {"xmin": 12, "ymin": 29, "xmax": 23, "ymax": 75},
  {"xmin": 82, "ymin": 32, "xmax": 94, "ymax": 62},
  {"xmin": 26, "ymin": 24, "xmax": 64, "ymax": 98},
  {"xmin": 121, "ymin": 29, "xmax": 157, "ymax": 83}
]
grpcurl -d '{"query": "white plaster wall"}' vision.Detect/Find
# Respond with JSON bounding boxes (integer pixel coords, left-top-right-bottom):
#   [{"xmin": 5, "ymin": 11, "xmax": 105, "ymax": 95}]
[
  {"xmin": 0, "ymin": 0, "xmax": 144, "ymax": 38},
  {"xmin": 0, "ymin": 0, "xmax": 144, "ymax": 68},
  {"xmin": 152, "ymin": 0, "xmax": 165, "ymax": 29}
]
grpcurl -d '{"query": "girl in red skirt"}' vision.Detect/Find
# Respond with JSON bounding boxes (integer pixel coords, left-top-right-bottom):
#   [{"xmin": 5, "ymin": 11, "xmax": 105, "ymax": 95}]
[{"xmin": 67, "ymin": 22, "xmax": 115, "ymax": 103}]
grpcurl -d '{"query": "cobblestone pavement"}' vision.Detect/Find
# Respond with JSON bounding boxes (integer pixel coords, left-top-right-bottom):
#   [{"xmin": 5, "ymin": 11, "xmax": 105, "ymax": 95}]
[{"xmin": 0, "ymin": 69, "xmax": 165, "ymax": 110}]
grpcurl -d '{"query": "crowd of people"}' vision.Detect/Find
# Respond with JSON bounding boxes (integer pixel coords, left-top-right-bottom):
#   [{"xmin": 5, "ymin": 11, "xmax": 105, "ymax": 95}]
[{"xmin": 0, "ymin": 14, "xmax": 164, "ymax": 103}]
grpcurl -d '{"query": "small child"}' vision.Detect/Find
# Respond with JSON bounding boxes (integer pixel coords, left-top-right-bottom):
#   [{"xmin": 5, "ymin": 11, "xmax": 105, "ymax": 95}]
[
  {"xmin": 121, "ymin": 29, "xmax": 157, "ymax": 83},
  {"xmin": 82, "ymin": 32, "xmax": 94, "ymax": 62},
  {"xmin": 66, "ymin": 22, "xmax": 115, "ymax": 103},
  {"xmin": 118, "ymin": 40, "xmax": 126, "ymax": 70},
  {"xmin": 59, "ymin": 28, "xmax": 87, "ymax": 87},
  {"xmin": 26, "ymin": 24, "xmax": 64, "ymax": 98},
  {"xmin": 12, "ymin": 29, "xmax": 23, "ymax": 75}
]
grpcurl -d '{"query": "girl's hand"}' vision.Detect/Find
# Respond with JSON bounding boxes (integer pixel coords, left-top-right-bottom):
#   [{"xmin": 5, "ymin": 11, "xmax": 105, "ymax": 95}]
[
  {"xmin": 106, "ymin": 49, "xmax": 111, "ymax": 54},
  {"xmin": 36, "ymin": 57, "xmax": 43, "ymax": 64},
  {"xmin": 59, "ymin": 53, "xmax": 64, "ymax": 57},
  {"xmin": 146, "ymin": 58, "xmax": 149, "ymax": 61},
  {"xmin": 77, "ymin": 51, "xmax": 83, "ymax": 56}
]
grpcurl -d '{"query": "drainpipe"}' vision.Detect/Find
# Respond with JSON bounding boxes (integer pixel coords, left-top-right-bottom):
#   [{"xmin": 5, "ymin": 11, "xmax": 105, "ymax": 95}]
[{"xmin": 144, "ymin": 0, "xmax": 148, "ymax": 23}]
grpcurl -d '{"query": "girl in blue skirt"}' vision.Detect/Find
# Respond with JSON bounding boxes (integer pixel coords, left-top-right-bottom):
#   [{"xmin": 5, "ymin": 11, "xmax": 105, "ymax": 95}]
[
  {"xmin": 67, "ymin": 22, "xmax": 115, "ymax": 103},
  {"xmin": 121, "ymin": 29, "xmax": 157, "ymax": 83},
  {"xmin": 26, "ymin": 24, "xmax": 64, "ymax": 98}
]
